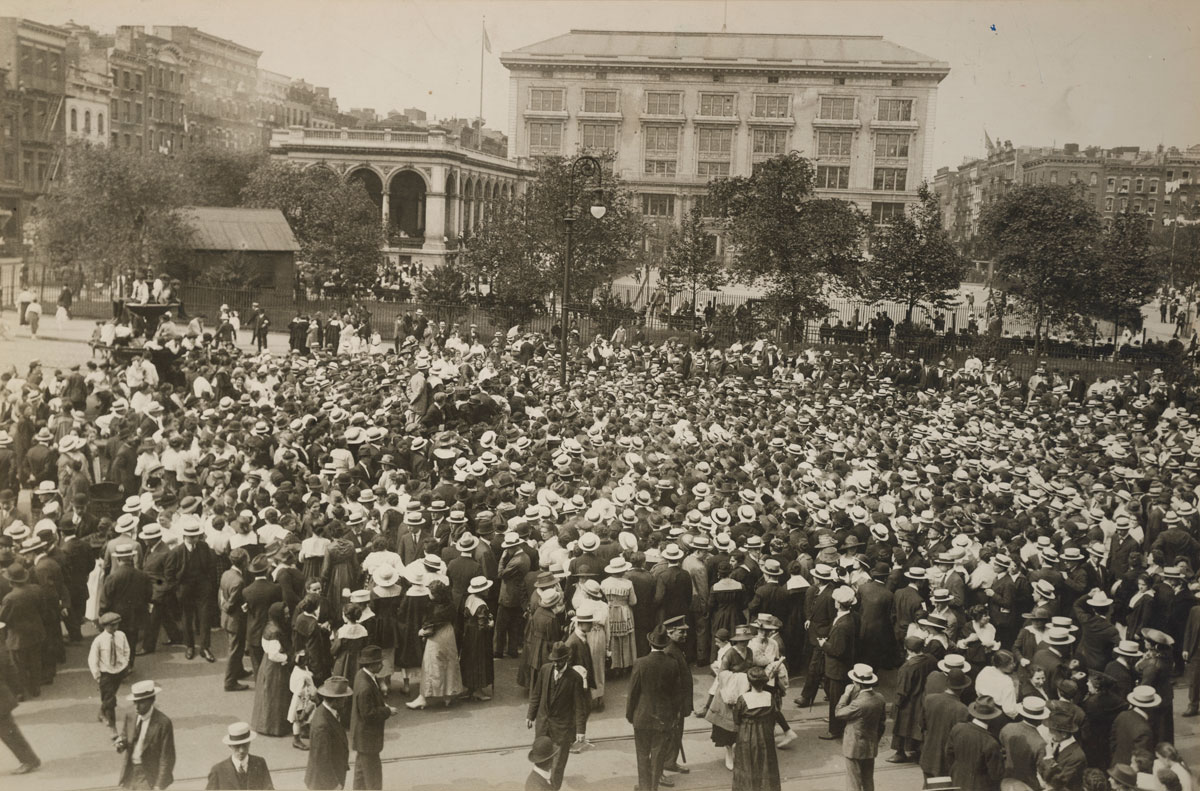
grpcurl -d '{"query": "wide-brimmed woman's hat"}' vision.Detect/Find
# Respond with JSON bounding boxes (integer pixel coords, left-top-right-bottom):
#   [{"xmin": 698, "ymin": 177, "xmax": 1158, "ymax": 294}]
[{"xmin": 605, "ymin": 557, "xmax": 632, "ymax": 575}]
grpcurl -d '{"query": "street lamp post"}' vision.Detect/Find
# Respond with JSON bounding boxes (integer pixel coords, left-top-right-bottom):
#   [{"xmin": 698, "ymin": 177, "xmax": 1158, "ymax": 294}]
[{"xmin": 560, "ymin": 155, "xmax": 606, "ymax": 387}]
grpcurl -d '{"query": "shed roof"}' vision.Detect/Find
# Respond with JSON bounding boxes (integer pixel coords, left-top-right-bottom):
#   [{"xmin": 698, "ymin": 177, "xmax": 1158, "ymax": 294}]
[{"xmin": 182, "ymin": 207, "xmax": 300, "ymax": 252}]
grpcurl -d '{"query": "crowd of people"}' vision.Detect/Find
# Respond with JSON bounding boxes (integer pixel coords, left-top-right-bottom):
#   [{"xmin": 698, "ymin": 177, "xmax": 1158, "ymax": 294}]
[{"xmin": 0, "ymin": 308, "xmax": 1199, "ymax": 791}]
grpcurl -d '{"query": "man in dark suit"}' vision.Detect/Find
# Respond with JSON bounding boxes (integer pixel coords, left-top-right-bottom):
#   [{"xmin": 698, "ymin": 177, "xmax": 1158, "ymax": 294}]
[
  {"xmin": 167, "ymin": 522, "xmax": 216, "ymax": 661},
  {"xmin": 1104, "ymin": 640, "xmax": 1141, "ymax": 700},
  {"xmin": 350, "ymin": 646, "xmax": 395, "ymax": 790},
  {"xmin": 1044, "ymin": 707, "xmax": 1087, "ymax": 789},
  {"xmin": 0, "ymin": 563, "xmax": 46, "ymax": 699},
  {"xmin": 626, "ymin": 626, "xmax": 678, "ymax": 791},
  {"xmin": 819, "ymin": 586, "xmax": 858, "ymax": 740},
  {"xmin": 116, "ymin": 680, "xmax": 175, "ymax": 790},
  {"xmin": 220, "ymin": 549, "xmax": 250, "ymax": 691},
  {"xmin": 100, "ymin": 543, "xmax": 152, "ymax": 671},
  {"xmin": 206, "ymin": 722, "xmax": 273, "ymax": 790},
  {"xmin": 1110, "ymin": 686, "xmax": 1157, "ymax": 767},
  {"xmin": 661, "ymin": 614, "xmax": 692, "ymax": 775},
  {"xmin": 1031, "ymin": 627, "xmax": 1074, "ymax": 692},
  {"xmin": 856, "ymin": 564, "xmax": 898, "ymax": 671},
  {"xmin": 241, "ymin": 556, "xmax": 283, "ymax": 675},
  {"xmin": 527, "ymin": 641, "xmax": 588, "ymax": 791},
  {"xmin": 796, "ymin": 564, "xmax": 837, "ymax": 707},
  {"xmin": 653, "ymin": 544, "xmax": 692, "ymax": 627},
  {"xmin": 945, "ymin": 695, "xmax": 1004, "ymax": 791},
  {"xmin": 918, "ymin": 670, "xmax": 970, "ymax": 778},
  {"xmin": 1074, "ymin": 590, "xmax": 1119, "ymax": 671},
  {"xmin": 627, "ymin": 553, "xmax": 657, "ymax": 658},
  {"xmin": 999, "ymin": 697, "xmax": 1048, "ymax": 790},
  {"xmin": 141, "ymin": 525, "xmax": 180, "ymax": 654},
  {"xmin": 835, "ymin": 664, "xmax": 887, "ymax": 791},
  {"xmin": 306, "ymin": 676, "xmax": 352, "ymax": 790}
]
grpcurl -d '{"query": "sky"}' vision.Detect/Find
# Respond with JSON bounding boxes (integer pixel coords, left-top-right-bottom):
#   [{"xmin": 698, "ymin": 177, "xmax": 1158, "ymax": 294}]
[{"xmin": 9, "ymin": 0, "xmax": 1200, "ymax": 169}]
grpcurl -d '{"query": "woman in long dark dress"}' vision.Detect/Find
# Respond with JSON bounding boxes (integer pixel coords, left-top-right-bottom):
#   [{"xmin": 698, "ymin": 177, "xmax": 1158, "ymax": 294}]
[
  {"xmin": 321, "ymin": 538, "xmax": 359, "ymax": 625},
  {"xmin": 395, "ymin": 574, "xmax": 432, "ymax": 694},
  {"xmin": 371, "ymin": 567, "xmax": 403, "ymax": 695},
  {"xmin": 330, "ymin": 602, "xmax": 367, "ymax": 682},
  {"xmin": 459, "ymin": 576, "xmax": 495, "ymax": 701},
  {"xmin": 732, "ymin": 666, "xmax": 781, "ymax": 791},
  {"xmin": 251, "ymin": 602, "xmax": 292, "ymax": 737},
  {"xmin": 781, "ymin": 568, "xmax": 808, "ymax": 674},
  {"xmin": 517, "ymin": 587, "xmax": 563, "ymax": 688},
  {"xmin": 708, "ymin": 563, "xmax": 745, "ymax": 658}
]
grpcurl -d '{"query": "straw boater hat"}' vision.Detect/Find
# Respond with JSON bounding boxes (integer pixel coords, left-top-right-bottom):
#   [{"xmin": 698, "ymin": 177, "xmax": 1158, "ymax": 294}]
[
  {"xmin": 848, "ymin": 663, "xmax": 878, "ymax": 686},
  {"xmin": 467, "ymin": 576, "xmax": 492, "ymax": 594},
  {"xmin": 127, "ymin": 679, "xmax": 162, "ymax": 702},
  {"xmin": 222, "ymin": 722, "xmax": 256, "ymax": 746},
  {"xmin": 1126, "ymin": 685, "xmax": 1162, "ymax": 709}
]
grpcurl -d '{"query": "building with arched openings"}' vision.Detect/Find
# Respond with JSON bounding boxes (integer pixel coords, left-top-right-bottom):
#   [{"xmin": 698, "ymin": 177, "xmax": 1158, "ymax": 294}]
[{"xmin": 268, "ymin": 125, "xmax": 528, "ymax": 272}]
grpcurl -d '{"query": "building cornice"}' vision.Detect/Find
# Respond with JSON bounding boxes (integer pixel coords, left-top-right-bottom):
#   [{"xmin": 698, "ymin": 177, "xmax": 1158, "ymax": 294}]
[
  {"xmin": 501, "ymin": 56, "xmax": 948, "ymax": 82},
  {"xmin": 269, "ymin": 144, "xmax": 530, "ymax": 176}
]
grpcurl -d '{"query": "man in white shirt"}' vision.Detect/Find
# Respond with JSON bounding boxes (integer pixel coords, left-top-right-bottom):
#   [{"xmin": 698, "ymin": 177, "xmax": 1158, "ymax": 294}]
[{"xmin": 88, "ymin": 611, "xmax": 131, "ymax": 730}]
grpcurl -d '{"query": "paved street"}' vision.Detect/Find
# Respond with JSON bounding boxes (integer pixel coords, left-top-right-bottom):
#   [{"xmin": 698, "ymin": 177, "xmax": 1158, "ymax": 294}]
[{"xmin": 0, "ymin": 619, "xmax": 1198, "ymax": 791}]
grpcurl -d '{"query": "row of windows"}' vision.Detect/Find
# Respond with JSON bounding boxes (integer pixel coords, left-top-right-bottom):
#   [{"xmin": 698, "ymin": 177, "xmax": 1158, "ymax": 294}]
[
  {"xmin": 639, "ymin": 192, "xmax": 906, "ymax": 223},
  {"xmin": 539, "ymin": 123, "xmax": 910, "ymax": 175},
  {"xmin": 530, "ymin": 88, "xmax": 914, "ymax": 122},
  {"xmin": 68, "ymin": 108, "xmax": 106, "ymax": 135},
  {"xmin": 1105, "ymin": 197, "xmax": 1158, "ymax": 214}
]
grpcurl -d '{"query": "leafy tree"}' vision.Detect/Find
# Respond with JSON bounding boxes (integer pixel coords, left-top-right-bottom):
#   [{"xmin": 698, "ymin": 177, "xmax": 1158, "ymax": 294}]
[
  {"xmin": 36, "ymin": 143, "xmax": 195, "ymax": 289},
  {"xmin": 461, "ymin": 154, "xmax": 644, "ymax": 312},
  {"xmin": 1094, "ymin": 211, "xmax": 1159, "ymax": 345},
  {"xmin": 414, "ymin": 263, "xmax": 468, "ymax": 303},
  {"xmin": 179, "ymin": 146, "xmax": 267, "ymax": 207},
  {"xmin": 708, "ymin": 151, "xmax": 865, "ymax": 336},
  {"xmin": 862, "ymin": 183, "xmax": 967, "ymax": 322},
  {"xmin": 241, "ymin": 162, "xmax": 384, "ymax": 291},
  {"xmin": 459, "ymin": 198, "xmax": 544, "ymax": 316},
  {"xmin": 980, "ymin": 183, "xmax": 1102, "ymax": 351},
  {"xmin": 659, "ymin": 205, "xmax": 727, "ymax": 319}
]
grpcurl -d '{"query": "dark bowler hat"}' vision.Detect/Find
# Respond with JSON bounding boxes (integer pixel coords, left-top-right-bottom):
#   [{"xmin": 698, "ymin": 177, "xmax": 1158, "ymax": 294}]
[
  {"xmin": 528, "ymin": 735, "xmax": 560, "ymax": 766},
  {"xmin": 360, "ymin": 645, "xmax": 383, "ymax": 666},
  {"xmin": 548, "ymin": 641, "xmax": 570, "ymax": 662},
  {"xmin": 647, "ymin": 625, "xmax": 670, "ymax": 649}
]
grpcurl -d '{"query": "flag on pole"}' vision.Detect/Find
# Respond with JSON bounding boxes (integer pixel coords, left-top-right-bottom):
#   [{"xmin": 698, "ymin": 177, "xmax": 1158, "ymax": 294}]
[
  {"xmin": 482, "ymin": 23, "xmax": 492, "ymax": 54},
  {"xmin": 984, "ymin": 129, "xmax": 995, "ymax": 155}
]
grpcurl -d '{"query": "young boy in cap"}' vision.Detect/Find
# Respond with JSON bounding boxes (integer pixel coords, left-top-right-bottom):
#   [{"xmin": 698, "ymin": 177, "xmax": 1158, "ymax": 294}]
[{"xmin": 88, "ymin": 611, "xmax": 131, "ymax": 731}]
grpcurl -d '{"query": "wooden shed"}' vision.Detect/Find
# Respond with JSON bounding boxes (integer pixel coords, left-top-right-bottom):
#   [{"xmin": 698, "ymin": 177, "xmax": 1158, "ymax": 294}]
[{"xmin": 181, "ymin": 207, "xmax": 300, "ymax": 289}]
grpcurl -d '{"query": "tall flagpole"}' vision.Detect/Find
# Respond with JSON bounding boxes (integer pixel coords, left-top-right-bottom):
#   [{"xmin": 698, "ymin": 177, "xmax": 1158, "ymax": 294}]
[{"xmin": 478, "ymin": 17, "xmax": 485, "ymax": 150}]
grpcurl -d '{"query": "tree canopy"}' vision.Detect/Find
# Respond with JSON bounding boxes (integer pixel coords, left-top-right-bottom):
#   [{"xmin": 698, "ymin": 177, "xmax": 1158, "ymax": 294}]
[
  {"xmin": 707, "ymin": 151, "xmax": 865, "ymax": 325},
  {"xmin": 1095, "ymin": 210, "xmax": 1160, "ymax": 336},
  {"xmin": 862, "ymin": 183, "xmax": 966, "ymax": 321},
  {"xmin": 461, "ymin": 154, "xmax": 644, "ymax": 313},
  {"xmin": 241, "ymin": 162, "xmax": 384, "ymax": 291},
  {"xmin": 980, "ymin": 183, "xmax": 1103, "ymax": 346},
  {"xmin": 659, "ymin": 204, "xmax": 727, "ymax": 304},
  {"xmin": 35, "ymin": 143, "xmax": 196, "ymax": 288}
]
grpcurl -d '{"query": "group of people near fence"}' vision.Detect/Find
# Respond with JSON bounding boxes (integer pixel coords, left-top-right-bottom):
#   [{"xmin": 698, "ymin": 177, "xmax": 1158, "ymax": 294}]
[{"xmin": 3, "ymin": 305, "xmax": 1200, "ymax": 791}]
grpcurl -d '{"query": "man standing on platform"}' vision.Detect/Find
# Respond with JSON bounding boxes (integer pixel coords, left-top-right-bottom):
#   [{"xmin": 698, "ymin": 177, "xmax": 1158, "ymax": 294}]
[
  {"xmin": 661, "ymin": 614, "xmax": 692, "ymax": 779},
  {"xmin": 167, "ymin": 521, "xmax": 216, "ymax": 662},
  {"xmin": 306, "ymin": 676, "xmax": 352, "ymax": 791}
]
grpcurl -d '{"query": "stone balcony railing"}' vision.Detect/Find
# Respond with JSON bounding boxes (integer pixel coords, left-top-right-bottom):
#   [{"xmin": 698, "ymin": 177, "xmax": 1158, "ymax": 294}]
[{"xmin": 270, "ymin": 126, "xmax": 520, "ymax": 170}]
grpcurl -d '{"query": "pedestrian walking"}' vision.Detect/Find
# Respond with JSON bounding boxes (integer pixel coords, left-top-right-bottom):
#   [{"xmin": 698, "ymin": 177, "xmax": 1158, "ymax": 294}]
[
  {"xmin": 24, "ymin": 296, "xmax": 41, "ymax": 338},
  {"xmin": 0, "ymin": 646, "xmax": 39, "ymax": 774},
  {"xmin": 945, "ymin": 694, "xmax": 1004, "ymax": 791},
  {"xmin": 206, "ymin": 722, "xmax": 274, "ymax": 790},
  {"xmin": 349, "ymin": 645, "xmax": 395, "ymax": 790},
  {"xmin": 115, "ymin": 680, "xmax": 175, "ymax": 790},
  {"xmin": 527, "ymin": 641, "xmax": 588, "ymax": 791},
  {"xmin": 305, "ymin": 676, "xmax": 352, "ymax": 791},
  {"xmin": 525, "ymin": 736, "xmax": 560, "ymax": 791},
  {"xmin": 834, "ymin": 664, "xmax": 886, "ymax": 791},
  {"xmin": 732, "ymin": 665, "xmax": 781, "ymax": 791},
  {"xmin": 88, "ymin": 611, "xmax": 131, "ymax": 731},
  {"xmin": 626, "ymin": 626, "xmax": 678, "ymax": 791}
]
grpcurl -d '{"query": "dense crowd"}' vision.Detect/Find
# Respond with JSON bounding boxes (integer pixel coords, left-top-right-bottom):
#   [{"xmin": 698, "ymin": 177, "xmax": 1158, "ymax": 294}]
[{"xmin": 1, "ymin": 314, "xmax": 1200, "ymax": 791}]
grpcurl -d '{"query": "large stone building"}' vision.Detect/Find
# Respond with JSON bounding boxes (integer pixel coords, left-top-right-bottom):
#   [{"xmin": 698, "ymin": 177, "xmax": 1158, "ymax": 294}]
[
  {"xmin": 268, "ymin": 125, "xmax": 526, "ymax": 272},
  {"xmin": 0, "ymin": 17, "xmax": 69, "ymax": 250},
  {"xmin": 500, "ymin": 29, "xmax": 949, "ymax": 231}
]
